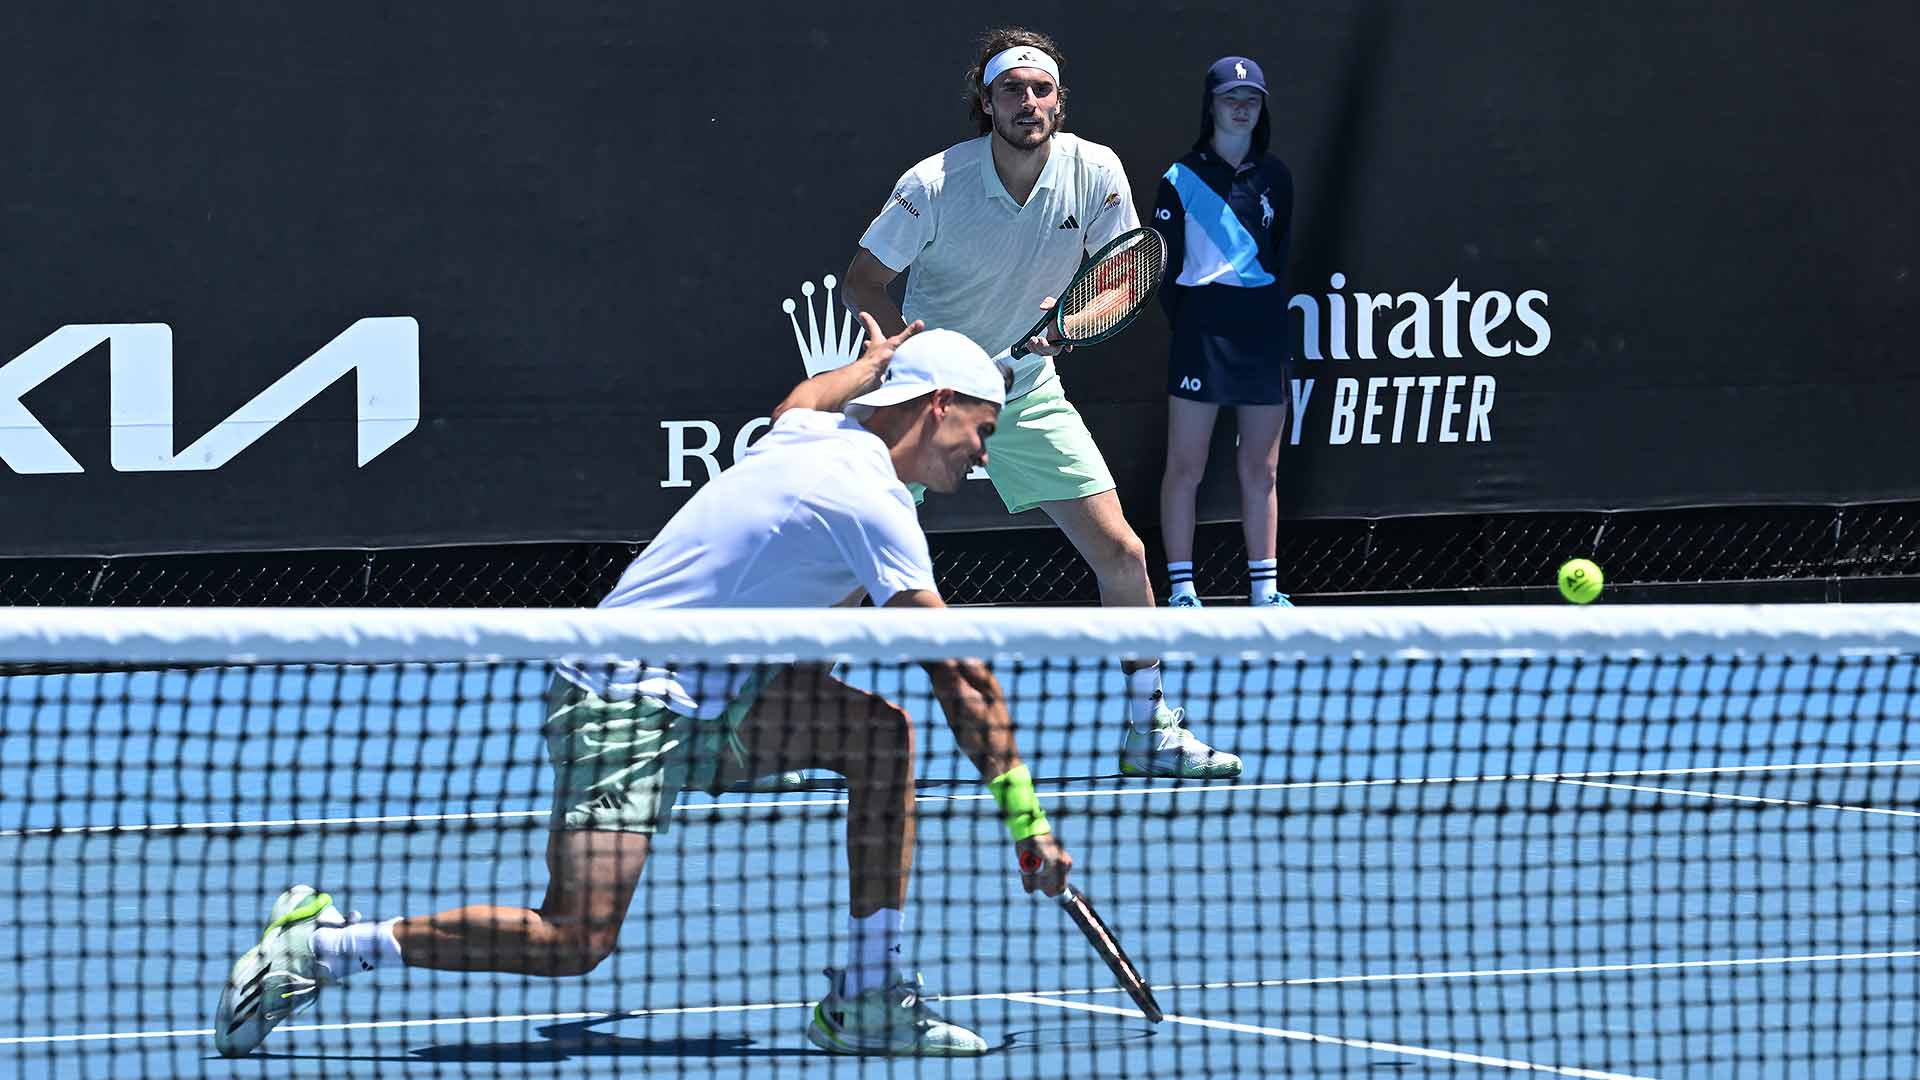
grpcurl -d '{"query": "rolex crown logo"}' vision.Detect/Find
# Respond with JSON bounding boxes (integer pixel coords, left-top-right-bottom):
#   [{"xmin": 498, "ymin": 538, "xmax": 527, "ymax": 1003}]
[{"xmin": 782, "ymin": 275, "xmax": 867, "ymax": 378}]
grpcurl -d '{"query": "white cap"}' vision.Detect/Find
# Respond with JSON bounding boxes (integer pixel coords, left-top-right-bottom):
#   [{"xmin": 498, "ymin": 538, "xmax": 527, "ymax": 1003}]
[{"xmin": 847, "ymin": 329, "xmax": 1008, "ymax": 410}]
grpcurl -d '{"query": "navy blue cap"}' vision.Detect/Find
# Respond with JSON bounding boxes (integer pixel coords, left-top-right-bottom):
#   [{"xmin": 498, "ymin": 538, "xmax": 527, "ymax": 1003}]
[{"xmin": 1207, "ymin": 56, "xmax": 1267, "ymax": 95}]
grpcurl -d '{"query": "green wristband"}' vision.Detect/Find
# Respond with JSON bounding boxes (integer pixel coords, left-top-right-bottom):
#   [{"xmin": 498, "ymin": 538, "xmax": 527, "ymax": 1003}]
[{"xmin": 987, "ymin": 764, "xmax": 1051, "ymax": 842}]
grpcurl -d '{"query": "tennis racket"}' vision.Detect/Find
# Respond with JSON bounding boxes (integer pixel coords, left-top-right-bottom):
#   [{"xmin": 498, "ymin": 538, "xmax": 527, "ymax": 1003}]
[
  {"xmin": 1020, "ymin": 852, "xmax": 1163, "ymax": 1023},
  {"xmin": 1008, "ymin": 227, "xmax": 1167, "ymax": 361},
  {"xmin": 1058, "ymin": 885, "xmax": 1163, "ymax": 1023}
]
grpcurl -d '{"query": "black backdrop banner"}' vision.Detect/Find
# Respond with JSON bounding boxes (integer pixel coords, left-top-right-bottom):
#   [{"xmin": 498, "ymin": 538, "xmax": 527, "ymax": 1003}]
[{"xmin": 2, "ymin": 3, "xmax": 1914, "ymax": 556}]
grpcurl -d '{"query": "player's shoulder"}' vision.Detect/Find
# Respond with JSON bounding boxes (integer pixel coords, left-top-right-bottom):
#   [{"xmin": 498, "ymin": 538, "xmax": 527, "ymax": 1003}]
[
  {"xmin": 1053, "ymin": 132, "xmax": 1128, "ymax": 176},
  {"xmin": 757, "ymin": 408, "xmax": 867, "ymax": 457},
  {"xmin": 900, "ymin": 137, "xmax": 990, "ymax": 196}
]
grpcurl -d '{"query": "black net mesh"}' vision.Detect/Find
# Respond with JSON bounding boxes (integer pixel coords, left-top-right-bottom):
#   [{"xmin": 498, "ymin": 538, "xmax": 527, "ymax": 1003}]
[
  {"xmin": 12, "ymin": 503, "xmax": 1913, "ymax": 608},
  {"xmin": 2, "ymin": 620, "xmax": 1917, "ymax": 1077}
]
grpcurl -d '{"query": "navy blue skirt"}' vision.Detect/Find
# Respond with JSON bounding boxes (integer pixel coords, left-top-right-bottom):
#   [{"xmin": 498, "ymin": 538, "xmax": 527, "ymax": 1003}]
[{"xmin": 1166, "ymin": 284, "xmax": 1291, "ymax": 405}]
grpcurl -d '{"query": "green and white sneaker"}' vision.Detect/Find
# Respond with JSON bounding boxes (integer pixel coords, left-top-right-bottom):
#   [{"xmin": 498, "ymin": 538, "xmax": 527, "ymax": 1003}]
[
  {"xmin": 1120, "ymin": 702, "xmax": 1244, "ymax": 779},
  {"xmin": 805, "ymin": 967, "xmax": 989, "ymax": 1056},
  {"xmin": 212, "ymin": 885, "xmax": 351, "ymax": 1057}
]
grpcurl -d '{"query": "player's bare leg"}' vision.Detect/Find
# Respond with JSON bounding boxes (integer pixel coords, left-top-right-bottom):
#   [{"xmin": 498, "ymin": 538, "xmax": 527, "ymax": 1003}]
[
  {"xmin": 732, "ymin": 665, "xmax": 917, "ymax": 919},
  {"xmin": 731, "ymin": 665, "xmax": 986, "ymax": 1056},
  {"xmin": 1041, "ymin": 489, "xmax": 1244, "ymax": 779},
  {"xmin": 213, "ymin": 831, "xmax": 649, "ymax": 1057},
  {"xmin": 396, "ymin": 829, "xmax": 650, "ymax": 975}
]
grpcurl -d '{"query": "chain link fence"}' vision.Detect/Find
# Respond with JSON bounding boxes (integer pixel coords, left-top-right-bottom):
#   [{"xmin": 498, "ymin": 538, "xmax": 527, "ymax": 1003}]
[{"xmin": 3, "ymin": 503, "xmax": 1916, "ymax": 607}]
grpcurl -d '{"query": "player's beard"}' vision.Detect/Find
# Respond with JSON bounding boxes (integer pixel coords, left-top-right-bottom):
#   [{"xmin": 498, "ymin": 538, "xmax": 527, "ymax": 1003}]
[{"xmin": 993, "ymin": 106, "xmax": 1058, "ymax": 154}]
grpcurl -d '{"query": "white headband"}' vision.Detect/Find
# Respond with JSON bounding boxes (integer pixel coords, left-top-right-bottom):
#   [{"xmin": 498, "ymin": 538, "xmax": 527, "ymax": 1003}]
[{"xmin": 982, "ymin": 46, "xmax": 1060, "ymax": 88}]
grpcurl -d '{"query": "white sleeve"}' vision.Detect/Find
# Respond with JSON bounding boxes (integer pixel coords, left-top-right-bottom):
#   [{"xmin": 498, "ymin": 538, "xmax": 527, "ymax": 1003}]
[
  {"xmin": 857, "ymin": 169, "xmax": 936, "ymax": 274},
  {"xmin": 818, "ymin": 487, "xmax": 938, "ymax": 606},
  {"xmin": 1085, "ymin": 152, "xmax": 1142, "ymax": 252}
]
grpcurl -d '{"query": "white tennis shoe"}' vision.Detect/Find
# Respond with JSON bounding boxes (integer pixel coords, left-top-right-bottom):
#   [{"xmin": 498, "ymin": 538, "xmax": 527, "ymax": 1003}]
[
  {"xmin": 805, "ymin": 968, "xmax": 988, "ymax": 1056},
  {"xmin": 213, "ymin": 885, "xmax": 351, "ymax": 1057},
  {"xmin": 1120, "ymin": 702, "xmax": 1243, "ymax": 779}
]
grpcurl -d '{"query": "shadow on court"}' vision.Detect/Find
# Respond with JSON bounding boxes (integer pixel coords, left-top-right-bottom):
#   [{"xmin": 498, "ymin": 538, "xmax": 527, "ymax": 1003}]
[{"xmin": 241, "ymin": 1015, "xmax": 1154, "ymax": 1068}]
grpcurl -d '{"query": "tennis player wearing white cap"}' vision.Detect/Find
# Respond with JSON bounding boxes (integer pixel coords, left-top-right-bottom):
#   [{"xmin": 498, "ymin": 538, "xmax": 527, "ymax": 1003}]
[
  {"xmin": 843, "ymin": 26, "xmax": 1245, "ymax": 780},
  {"xmin": 212, "ymin": 318, "xmax": 1070, "ymax": 1059}
]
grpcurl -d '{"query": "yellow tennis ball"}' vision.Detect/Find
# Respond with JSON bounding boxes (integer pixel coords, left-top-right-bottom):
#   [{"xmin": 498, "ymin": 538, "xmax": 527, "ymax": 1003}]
[{"xmin": 1557, "ymin": 558, "xmax": 1604, "ymax": 604}]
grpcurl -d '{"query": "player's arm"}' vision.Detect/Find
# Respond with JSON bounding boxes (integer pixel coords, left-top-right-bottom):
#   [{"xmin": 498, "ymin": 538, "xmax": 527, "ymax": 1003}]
[
  {"xmin": 885, "ymin": 587, "xmax": 1072, "ymax": 895},
  {"xmin": 842, "ymin": 250, "xmax": 909, "ymax": 337},
  {"xmin": 770, "ymin": 313, "xmax": 925, "ymax": 420},
  {"xmin": 846, "ymin": 171, "xmax": 934, "ymax": 337}
]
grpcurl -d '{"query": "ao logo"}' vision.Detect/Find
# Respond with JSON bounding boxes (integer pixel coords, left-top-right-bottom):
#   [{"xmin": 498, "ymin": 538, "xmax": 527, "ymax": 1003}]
[
  {"xmin": 660, "ymin": 276, "xmax": 990, "ymax": 488},
  {"xmin": 1179, "ymin": 376, "xmax": 1204, "ymax": 392}
]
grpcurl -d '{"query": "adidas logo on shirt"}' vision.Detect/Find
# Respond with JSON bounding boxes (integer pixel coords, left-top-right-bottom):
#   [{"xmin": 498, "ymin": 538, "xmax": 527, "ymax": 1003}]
[{"xmin": 1058, "ymin": 215, "xmax": 1079, "ymax": 230}]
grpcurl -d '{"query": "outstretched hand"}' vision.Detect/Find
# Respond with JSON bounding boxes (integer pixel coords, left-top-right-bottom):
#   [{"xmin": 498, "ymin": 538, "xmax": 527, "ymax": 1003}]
[{"xmin": 857, "ymin": 313, "xmax": 925, "ymax": 377}]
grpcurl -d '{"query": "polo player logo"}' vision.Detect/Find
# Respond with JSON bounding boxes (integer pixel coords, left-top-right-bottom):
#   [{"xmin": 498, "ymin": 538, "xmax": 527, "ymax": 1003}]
[{"xmin": 1235, "ymin": 61, "xmax": 1247, "ymax": 80}]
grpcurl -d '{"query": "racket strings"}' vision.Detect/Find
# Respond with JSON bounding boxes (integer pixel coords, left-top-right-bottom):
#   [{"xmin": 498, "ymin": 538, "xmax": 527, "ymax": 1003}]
[{"xmin": 1059, "ymin": 237, "xmax": 1163, "ymax": 341}]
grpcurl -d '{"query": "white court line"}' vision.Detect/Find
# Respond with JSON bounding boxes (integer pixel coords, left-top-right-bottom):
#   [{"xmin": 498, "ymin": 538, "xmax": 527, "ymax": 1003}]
[
  {"xmin": 8, "ymin": 758, "xmax": 1917, "ymax": 838},
  {"xmin": 1550, "ymin": 778, "xmax": 1920, "ymax": 818},
  {"xmin": 1003, "ymin": 994, "xmax": 1654, "ymax": 1080},
  {"xmin": 10, "ymin": 947, "xmax": 1917, "ymax": 1049},
  {"xmin": 1142, "ymin": 947, "xmax": 1920, "ymax": 991}
]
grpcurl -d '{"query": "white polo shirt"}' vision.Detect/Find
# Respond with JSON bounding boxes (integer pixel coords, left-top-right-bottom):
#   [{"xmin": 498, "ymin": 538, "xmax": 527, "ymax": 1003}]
[
  {"xmin": 859, "ymin": 133, "xmax": 1140, "ymax": 400},
  {"xmin": 558, "ymin": 408, "xmax": 937, "ymax": 716}
]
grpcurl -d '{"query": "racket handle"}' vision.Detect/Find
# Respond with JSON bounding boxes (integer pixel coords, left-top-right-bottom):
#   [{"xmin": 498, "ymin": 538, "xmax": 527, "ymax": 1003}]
[{"xmin": 1018, "ymin": 848, "xmax": 1043, "ymax": 875}]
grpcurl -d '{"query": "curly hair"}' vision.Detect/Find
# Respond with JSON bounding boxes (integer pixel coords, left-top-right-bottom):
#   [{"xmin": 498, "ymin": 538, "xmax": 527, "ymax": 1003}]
[{"xmin": 964, "ymin": 26, "xmax": 1068, "ymax": 135}]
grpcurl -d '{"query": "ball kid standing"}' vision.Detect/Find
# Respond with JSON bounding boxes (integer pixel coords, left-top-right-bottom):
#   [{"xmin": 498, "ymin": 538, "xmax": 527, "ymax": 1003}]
[{"xmin": 1150, "ymin": 56, "xmax": 1296, "ymax": 609}]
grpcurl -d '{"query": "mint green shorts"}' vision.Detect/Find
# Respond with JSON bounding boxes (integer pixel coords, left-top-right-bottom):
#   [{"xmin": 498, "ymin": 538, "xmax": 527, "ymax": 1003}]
[
  {"xmin": 544, "ymin": 669, "xmax": 776, "ymax": 834},
  {"xmin": 913, "ymin": 376, "xmax": 1116, "ymax": 515}
]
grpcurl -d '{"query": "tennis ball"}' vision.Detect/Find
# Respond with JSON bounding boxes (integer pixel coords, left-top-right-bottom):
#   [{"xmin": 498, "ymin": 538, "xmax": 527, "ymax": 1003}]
[{"xmin": 1557, "ymin": 558, "xmax": 1604, "ymax": 604}]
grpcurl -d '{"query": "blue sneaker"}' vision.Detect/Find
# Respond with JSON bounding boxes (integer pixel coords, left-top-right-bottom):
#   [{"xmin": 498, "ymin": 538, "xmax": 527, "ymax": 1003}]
[
  {"xmin": 1168, "ymin": 593, "xmax": 1203, "ymax": 609},
  {"xmin": 1264, "ymin": 592, "xmax": 1294, "ymax": 608}
]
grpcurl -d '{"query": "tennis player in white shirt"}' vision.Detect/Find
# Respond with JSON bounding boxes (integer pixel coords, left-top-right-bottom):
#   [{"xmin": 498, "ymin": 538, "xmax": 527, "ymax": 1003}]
[
  {"xmin": 213, "ymin": 321, "xmax": 1071, "ymax": 1059},
  {"xmin": 844, "ymin": 26, "xmax": 1245, "ymax": 779}
]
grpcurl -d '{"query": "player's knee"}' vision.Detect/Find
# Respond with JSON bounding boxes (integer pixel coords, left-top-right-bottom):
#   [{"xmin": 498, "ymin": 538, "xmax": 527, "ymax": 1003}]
[
  {"xmin": 1100, "ymin": 530, "xmax": 1147, "ymax": 575},
  {"xmin": 544, "ymin": 925, "xmax": 620, "ymax": 977},
  {"xmin": 857, "ymin": 701, "xmax": 914, "ymax": 777}
]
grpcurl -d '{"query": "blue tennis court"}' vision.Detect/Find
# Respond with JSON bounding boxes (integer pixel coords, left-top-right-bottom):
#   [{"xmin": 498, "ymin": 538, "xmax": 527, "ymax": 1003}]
[{"xmin": 4, "ymin": 647, "xmax": 1919, "ymax": 1078}]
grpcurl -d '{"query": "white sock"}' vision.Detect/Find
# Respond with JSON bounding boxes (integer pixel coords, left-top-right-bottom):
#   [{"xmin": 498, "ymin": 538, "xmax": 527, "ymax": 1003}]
[
  {"xmin": 1128, "ymin": 664, "xmax": 1164, "ymax": 731},
  {"xmin": 1167, "ymin": 561, "xmax": 1196, "ymax": 601},
  {"xmin": 844, "ymin": 908, "xmax": 904, "ymax": 997},
  {"xmin": 311, "ymin": 917, "xmax": 405, "ymax": 980},
  {"xmin": 1249, "ymin": 558, "xmax": 1279, "ymax": 605}
]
